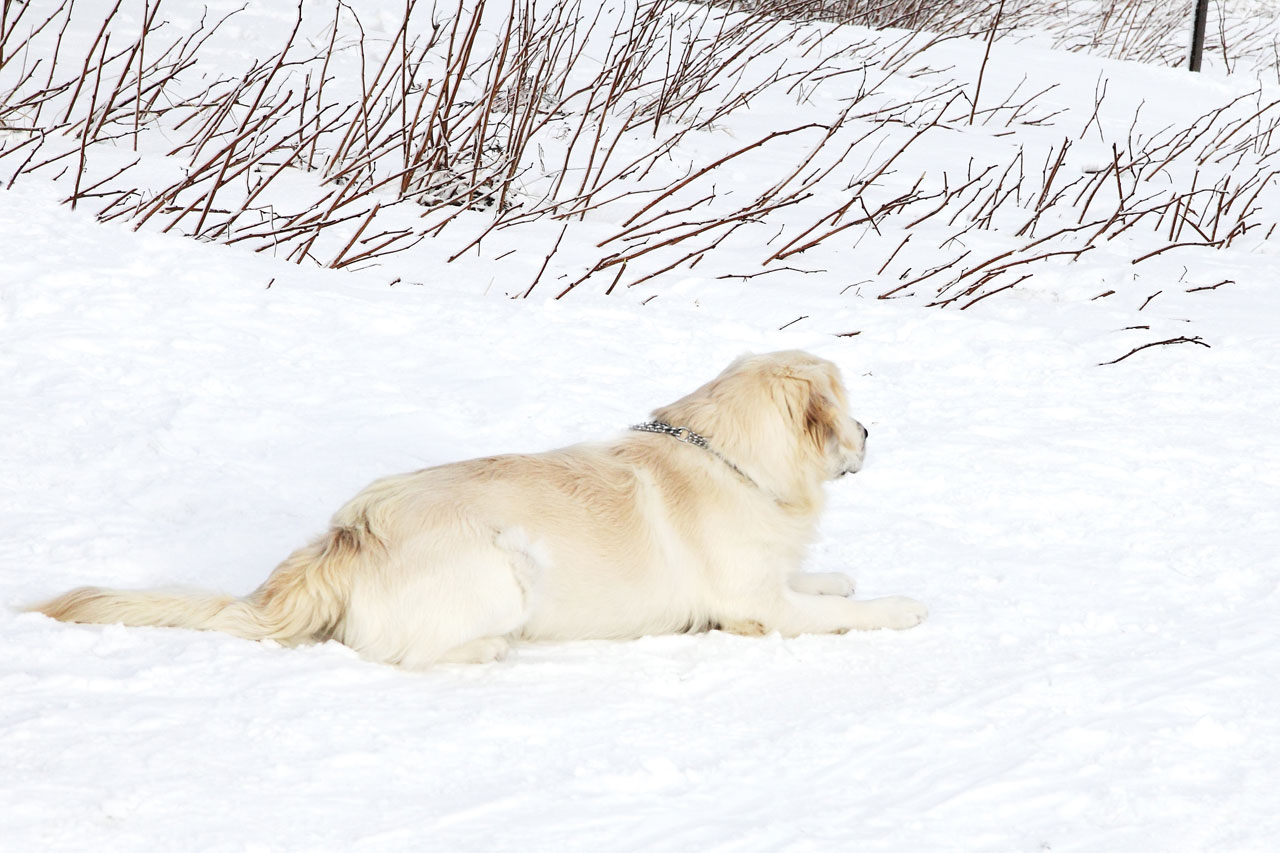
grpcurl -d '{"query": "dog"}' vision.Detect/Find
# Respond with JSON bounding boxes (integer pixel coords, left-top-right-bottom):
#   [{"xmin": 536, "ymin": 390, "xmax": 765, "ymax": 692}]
[{"xmin": 31, "ymin": 350, "xmax": 927, "ymax": 668}]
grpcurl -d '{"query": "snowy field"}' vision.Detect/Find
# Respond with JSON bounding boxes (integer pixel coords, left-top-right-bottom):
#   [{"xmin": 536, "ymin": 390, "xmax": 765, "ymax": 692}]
[{"xmin": 3, "ymin": 0, "xmax": 1280, "ymax": 850}]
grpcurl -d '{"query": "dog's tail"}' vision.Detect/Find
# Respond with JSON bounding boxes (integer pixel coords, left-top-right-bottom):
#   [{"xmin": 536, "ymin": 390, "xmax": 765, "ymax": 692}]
[{"xmin": 29, "ymin": 526, "xmax": 364, "ymax": 645}]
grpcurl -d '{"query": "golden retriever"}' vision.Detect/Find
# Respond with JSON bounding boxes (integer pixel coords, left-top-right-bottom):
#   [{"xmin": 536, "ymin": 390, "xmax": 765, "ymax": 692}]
[{"xmin": 31, "ymin": 350, "xmax": 927, "ymax": 667}]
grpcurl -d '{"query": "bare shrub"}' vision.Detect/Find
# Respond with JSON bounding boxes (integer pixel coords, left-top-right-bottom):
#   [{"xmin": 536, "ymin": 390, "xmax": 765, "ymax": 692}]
[
  {"xmin": 717, "ymin": 0, "xmax": 1280, "ymax": 78},
  {"xmin": 2, "ymin": 0, "xmax": 1277, "ymax": 317}
]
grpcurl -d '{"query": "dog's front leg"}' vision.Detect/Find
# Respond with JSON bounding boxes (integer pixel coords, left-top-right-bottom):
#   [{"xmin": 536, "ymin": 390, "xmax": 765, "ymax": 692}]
[
  {"xmin": 788, "ymin": 571, "xmax": 855, "ymax": 597},
  {"xmin": 768, "ymin": 590, "xmax": 927, "ymax": 635}
]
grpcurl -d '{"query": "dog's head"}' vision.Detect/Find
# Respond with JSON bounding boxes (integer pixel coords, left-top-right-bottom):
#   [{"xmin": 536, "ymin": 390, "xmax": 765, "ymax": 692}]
[{"xmin": 652, "ymin": 350, "xmax": 867, "ymax": 506}]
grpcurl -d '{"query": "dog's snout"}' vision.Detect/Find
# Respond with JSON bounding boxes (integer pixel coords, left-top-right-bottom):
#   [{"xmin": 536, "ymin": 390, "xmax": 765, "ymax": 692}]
[{"xmin": 858, "ymin": 421, "xmax": 869, "ymax": 440}]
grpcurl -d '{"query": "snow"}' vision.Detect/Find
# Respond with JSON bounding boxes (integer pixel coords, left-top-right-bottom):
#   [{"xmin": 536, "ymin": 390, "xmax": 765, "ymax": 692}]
[{"xmin": 4, "ymin": 0, "xmax": 1280, "ymax": 850}]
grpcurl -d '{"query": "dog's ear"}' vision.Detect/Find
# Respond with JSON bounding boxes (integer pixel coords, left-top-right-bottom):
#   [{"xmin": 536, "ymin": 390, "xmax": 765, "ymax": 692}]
[
  {"xmin": 785, "ymin": 359, "xmax": 848, "ymax": 454},
  {"xmin": 802, "ymin": 378, "xmax": 840, "ymax": 452}
]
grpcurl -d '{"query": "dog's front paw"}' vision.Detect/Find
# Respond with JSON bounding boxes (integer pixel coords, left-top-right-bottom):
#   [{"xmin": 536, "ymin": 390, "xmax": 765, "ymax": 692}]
[
  {"xmin": 870, "ymin": 596, "xmax": 928, "ymax": 630},
  {"xmin": 821, "ymin": 573, "xmax": 857, "ymax": 597},
  {"xmin": 437, "ymin": 636, "xmax": 511, "ymax": 664}
]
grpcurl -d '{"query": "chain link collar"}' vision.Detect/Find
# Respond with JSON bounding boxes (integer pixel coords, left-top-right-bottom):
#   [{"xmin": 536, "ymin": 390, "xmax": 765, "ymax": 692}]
[{"xmin": 630, "ymin": 421, "xmax": 759, "ymax": 490}]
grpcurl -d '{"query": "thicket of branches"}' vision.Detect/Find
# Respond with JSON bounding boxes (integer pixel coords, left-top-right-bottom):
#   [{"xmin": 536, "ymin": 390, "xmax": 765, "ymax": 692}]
[
  {"xmin": 2, "ymin": 0, "xmax": 1278, "ymax": 308},
  {"xmin": 723, "ymin": 0, "xmax": 1280, "ymax": 77}
]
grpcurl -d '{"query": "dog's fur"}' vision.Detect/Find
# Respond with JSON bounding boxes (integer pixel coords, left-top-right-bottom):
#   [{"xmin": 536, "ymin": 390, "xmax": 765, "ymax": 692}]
[{"xmin": 31, "ymin": 350, "xmax": 926, "ymax": 668}]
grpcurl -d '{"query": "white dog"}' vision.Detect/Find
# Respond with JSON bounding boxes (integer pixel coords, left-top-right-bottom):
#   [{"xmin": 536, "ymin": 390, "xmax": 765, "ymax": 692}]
[{"xmin": 33, "ymin": 350, "xmax": 927, "ymax": 668}]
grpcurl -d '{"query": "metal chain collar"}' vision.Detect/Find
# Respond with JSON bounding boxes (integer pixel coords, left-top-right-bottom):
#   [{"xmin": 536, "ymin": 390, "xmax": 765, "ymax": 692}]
[
  {"xmin": 630, "ymin": 420, "xmax": 711, "ymax": 448},
  {"xmin": 630, "ymin": 421, "xmax": 759, "ymax": 489}
]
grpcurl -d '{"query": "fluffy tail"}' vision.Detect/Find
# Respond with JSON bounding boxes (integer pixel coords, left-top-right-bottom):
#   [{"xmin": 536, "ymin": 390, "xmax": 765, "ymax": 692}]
[{"xmin": 29, "ymin": 526, "xmax": 365, "ymax": 645}]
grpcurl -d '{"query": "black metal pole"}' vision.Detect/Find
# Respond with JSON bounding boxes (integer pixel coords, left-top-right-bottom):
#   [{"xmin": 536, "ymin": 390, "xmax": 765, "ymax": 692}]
[{"xmin": 1188, "ymin": 0, "xmax": 1210, "ymax": 72}]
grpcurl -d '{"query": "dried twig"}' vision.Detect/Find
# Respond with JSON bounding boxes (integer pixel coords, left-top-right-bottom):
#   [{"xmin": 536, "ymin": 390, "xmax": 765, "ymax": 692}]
[{"xmin": 1099, "ymin": 336, "xmax": 1210, "ymax": 366}]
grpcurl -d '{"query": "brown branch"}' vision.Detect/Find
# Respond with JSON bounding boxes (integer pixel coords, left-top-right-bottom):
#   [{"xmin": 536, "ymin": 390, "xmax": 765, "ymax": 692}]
[
  {"xmin": 327, "ymin": 203, "xmax": 380, "ymax": 268},
  {"xmin": 968, "ymin": 0, "xmax": 1003, "ymax": 125},
  {"xmin": 529, "ymin": 222, "xmax": 569, "ymax": 298},
  {"xmin": 1099, "ymin": 336, "xmax": 1210, "ymax": 366},
  {"xmin": 959, "ymin": 273, "xmax": 1031, "ymax": 310},
  {"xmin": 1185, "ymin": 279, "xmax": 1233, "ymax": 293},
  {"xmin": 1130, "ymin": 240, "xmax": 1223, "ymax": 264}
]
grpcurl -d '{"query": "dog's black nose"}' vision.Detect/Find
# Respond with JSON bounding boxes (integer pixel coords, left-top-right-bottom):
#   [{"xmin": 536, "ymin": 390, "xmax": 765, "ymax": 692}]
[{"xmin": 860, "ymin": 423, "xmax": 869, "ymax": 440}]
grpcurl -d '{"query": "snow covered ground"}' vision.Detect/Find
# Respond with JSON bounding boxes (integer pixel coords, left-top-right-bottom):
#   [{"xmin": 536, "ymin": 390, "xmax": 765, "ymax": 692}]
[{"xmin": 4, "ymin": 1, "xmax": 1280, "ymax": 850}]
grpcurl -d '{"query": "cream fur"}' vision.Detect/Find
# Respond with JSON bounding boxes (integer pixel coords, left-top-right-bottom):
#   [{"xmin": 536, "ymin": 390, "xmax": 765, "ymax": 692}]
[{"xmin": 30, "ymin": 350, "xmax": 927, "ymax": 668}]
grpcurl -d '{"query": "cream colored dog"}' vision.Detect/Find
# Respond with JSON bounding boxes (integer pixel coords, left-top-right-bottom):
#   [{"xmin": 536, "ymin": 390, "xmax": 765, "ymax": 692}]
[{"xmin": 33, "ymin": 350, "xmax": 927, "ymax": 668}]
